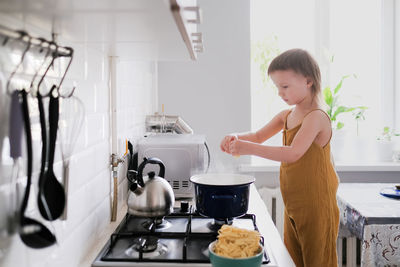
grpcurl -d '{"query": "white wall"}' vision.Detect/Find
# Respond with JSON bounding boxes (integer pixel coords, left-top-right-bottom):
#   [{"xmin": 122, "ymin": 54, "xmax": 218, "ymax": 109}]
[
  {"xmin": 158, "ymin": 0, "xmax": 251, "ymax": 170},
  {"xmin": 0, "ymin": 15, "xmax": 156, "ymax": 267},
  {"xmin": 158, "ymin": 0, "xmax": 400, "ymax": 187}
]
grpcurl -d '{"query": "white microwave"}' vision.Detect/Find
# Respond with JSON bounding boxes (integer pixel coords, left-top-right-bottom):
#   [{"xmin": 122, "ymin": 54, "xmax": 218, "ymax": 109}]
[{"xmin": 137, "ymin": 134, "xmax": 209, "ymax": 198}]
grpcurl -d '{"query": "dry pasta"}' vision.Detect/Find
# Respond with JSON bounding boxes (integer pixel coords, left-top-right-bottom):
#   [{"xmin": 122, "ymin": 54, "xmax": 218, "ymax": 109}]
[{"xmin": 213, "ymin": 225, "xmax": 261, "ymax": 258}]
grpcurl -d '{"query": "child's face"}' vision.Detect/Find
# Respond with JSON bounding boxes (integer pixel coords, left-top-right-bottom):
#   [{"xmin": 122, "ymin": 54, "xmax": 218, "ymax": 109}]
[{"xmin": 270, "ymin": 70, "xmax": 312, "ymax": 106}]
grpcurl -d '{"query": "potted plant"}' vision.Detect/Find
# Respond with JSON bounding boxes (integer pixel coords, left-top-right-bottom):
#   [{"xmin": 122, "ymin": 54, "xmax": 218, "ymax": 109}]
[
  {"xmin": 377, "ymin": 126, "xmax": 400, "ymax": 142},
  {"xmin": 353, "ymin": 109, "xmax": 367, "ymax": 137},
  {"xmin": 323, "ymin": 75, "xmax": 368, "ymax": 162},
  {"xmin": 323, "ymin": 74, "xmax": 368, "ymax": 130},
  {"xmin": 375, "ymin": 127, "xmax": 400, "ymax": 162}
]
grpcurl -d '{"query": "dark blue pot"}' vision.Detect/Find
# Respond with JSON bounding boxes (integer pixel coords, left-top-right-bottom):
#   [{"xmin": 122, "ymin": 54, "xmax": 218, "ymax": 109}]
[{"xmin": 190, "ymin": 173, "xmax": 255, "ymax": 220}]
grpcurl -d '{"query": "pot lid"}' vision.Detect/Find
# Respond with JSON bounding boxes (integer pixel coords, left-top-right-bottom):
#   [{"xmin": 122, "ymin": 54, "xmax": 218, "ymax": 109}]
[{"xmin": 190, "ymin": 173, "xmax": 255, "ymax": 186}]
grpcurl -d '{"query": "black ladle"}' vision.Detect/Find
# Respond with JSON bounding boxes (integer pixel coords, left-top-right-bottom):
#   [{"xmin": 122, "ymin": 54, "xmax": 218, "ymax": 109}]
[
  {"xmin": 37, "ymin": 91, "xmax": 52, "ymax": 220},
  {"xmin": 38, "ymin": 86, "xmax": 65, "ymax": 220},
  {"xmin": 19, "ymin": 90, "xmax": 56, "ymax": 248}
]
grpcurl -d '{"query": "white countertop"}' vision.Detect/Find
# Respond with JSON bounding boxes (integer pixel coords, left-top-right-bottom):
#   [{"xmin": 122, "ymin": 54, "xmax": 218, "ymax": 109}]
[
  {"xmin": 80, "ymin": 184, "xmax": 294, "ymax": 267},
  {"xmin": 239, "ymin": 158, "xmax": 400, "ymax": 172},
  {"xmin": 80, "ymin": 203, "xmax": 130, "ymax": 267},
  {"xmin": 247, "ymin": 184, "xmax": 295, "ymax": 267}
]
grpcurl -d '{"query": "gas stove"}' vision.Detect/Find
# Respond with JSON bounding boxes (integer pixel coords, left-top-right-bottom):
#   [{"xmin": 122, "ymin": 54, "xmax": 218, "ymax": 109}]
[{"xmin": 92, "ymin": 204, "xmax": 270, "ymax": 266}]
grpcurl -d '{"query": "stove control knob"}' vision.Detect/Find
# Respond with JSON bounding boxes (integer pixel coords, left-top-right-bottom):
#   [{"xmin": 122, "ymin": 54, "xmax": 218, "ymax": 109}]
[{"xmin": 180, "ymin": 201, "xmax": 189, "ymax": 212}]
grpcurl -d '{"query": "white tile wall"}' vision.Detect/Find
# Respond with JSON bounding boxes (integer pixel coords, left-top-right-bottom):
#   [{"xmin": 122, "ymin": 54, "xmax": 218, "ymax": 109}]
[{"xmin": 0, "ymin": 16, "xmax": 157, "ymax": 267}]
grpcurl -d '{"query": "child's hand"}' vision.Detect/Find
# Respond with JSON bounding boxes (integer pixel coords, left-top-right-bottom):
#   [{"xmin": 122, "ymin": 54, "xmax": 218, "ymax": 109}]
[
  {"xmin": 220, "ymin": 134, "xmax": 237, "ymax": 153},
  {"xmin": 229, "ymin": 138, "xmax": 245, "ymax": 156}
]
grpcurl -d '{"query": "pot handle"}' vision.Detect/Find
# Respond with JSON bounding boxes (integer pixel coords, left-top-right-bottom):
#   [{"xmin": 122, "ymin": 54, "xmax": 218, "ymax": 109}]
[
  {"xmin": 211, "ymin": 194, "xmax": 237, "ymax": 200},
  {"xmin": 136, "ymin": 157, "xmax": 166, "ymax": 186}
]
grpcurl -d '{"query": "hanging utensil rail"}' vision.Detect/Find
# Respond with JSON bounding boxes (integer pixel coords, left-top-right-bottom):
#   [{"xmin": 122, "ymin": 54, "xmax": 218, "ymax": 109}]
[{"xmin": 0, "ymin": 25, "xmax": 72, "ymax": 57}]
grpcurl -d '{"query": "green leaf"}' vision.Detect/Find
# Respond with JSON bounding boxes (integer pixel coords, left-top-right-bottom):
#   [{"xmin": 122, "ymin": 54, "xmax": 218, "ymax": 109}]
[
  {"xmin": 337, "ymin": 122, "xmax": 344, "ymax": 129},
  {"xmin": 355, "ymin": 113, "xmax": 365, "ymax": 120},
  {"xmin": 331, "ymin": 96, "xmax": 338, "ymax": 110},
  {"xmin": 334, "ymin": 75, "xmax": 350, "ymax": 95},
  {"xmin": 332, "ymin": 106, "xmax": 354, "ymax": 121},
  {"xmin": 356, "ymin": 106, "xmax": 368, "ymax": 110},
  {"xmin": 383, "ymin": 126, "xmax": 390, "ymax": 134},
  {"xmin": 323, "ymin": 87, "xmax": 333, "ymax": 106}
]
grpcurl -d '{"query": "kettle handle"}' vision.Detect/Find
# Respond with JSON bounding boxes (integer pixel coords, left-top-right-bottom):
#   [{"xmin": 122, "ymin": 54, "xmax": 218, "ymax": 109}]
[{"xmin": 136, "ymin": 157, "xmax": 166, "ymax": 186}]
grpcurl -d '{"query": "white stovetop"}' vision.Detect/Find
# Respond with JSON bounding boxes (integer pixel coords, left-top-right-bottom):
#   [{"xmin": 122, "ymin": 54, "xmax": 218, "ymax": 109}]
[{"xmin": 80, "ymin": 185, "xmax": 294, "ymax": 267}]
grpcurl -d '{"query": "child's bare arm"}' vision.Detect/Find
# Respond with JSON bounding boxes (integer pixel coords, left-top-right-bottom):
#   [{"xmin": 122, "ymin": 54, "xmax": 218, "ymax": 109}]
[
  {"xmin": 237, "ymin": 109, "xmax": 289, "ymax": 143},
  {"xmin": 250, "ymin": 109, "xmax": 289, "ymax": 143},
  {"xmin": 220, "ymin": 110, "xmax": 289, "ymax": 154},
  {"xmin": 279, "ymin": 111, "xmax": 324, "ymax": 161},
  {"xmin": 229, "ymin": 111, "xmax": 326, "ymax": 162}
]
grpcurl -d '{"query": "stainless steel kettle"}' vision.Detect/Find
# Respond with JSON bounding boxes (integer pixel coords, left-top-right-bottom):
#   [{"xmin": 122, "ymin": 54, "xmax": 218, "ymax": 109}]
[{"xmin": 127, "ymin": 157, "xmax": 175, "ymax": 217}]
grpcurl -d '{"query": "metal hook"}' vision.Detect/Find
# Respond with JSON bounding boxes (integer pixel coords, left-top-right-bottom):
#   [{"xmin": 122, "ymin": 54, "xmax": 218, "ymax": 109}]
[
  {"xmin": 48, "ymin": 84, "xmax": 58, "ymax": 98},
  {"xmin": 36, "ymin": 41, "xmax": 59, "ymax": 97},
  {"xmin": 6, "ymin": 31, "xmax": 31, "ymax": 95},
  {"xmin": 2, "ymin": 36, "xmax": 8, "ymax": 46},
  {"xmin": 57, "ymin": 47, "xmax": 75, "ymax": 98},
  {"xmin": 60, "ymin": 85, "xmax": 76, "ymax": 98},
  {"xmin": 28, "ymin": 38, "xmax": 52, "ymax": 95}
]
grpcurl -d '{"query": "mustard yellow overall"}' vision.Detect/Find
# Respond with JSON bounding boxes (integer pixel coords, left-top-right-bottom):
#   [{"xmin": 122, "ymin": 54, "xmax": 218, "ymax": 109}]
[{"xmin": 280, "ymin": 109, "xmax": 340, "ymax": 267}]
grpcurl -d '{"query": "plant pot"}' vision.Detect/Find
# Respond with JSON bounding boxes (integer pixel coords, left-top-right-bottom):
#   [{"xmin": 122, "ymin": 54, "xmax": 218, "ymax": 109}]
[{"xmin": 371, "ymin": 140, "xmax": 394, "ymax": 162}]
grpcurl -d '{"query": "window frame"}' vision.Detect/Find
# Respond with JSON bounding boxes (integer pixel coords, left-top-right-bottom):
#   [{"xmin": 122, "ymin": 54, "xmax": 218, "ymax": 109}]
[
  {"xmin": 394, "ymin": 0, "xmax": 400, "ymax": 130},
  {"xmin": 381, "ymin": 0, "xmax": 395, "ymax": 130}
]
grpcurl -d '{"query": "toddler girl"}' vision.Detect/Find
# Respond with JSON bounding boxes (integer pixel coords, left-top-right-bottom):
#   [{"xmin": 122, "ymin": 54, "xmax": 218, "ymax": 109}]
[{"xmin": 220, "ymin": 48, "xmax": 340, "ymax": 267}]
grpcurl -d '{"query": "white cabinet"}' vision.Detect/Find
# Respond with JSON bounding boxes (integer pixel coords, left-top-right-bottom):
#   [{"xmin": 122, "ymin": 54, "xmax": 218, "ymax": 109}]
[{"xmin": 0, "ymin": 0, "xmax": 204, "ymax": 61}]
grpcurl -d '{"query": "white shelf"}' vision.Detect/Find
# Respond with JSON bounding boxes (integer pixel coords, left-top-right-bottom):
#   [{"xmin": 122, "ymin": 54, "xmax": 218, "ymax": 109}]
[
  {"xmin": 333, "ymin": 161, "xmax": 400, "ymax": 172},
  {"xmin": 0, "ymin": 0, "xmax": 202, "ymax": 61}
]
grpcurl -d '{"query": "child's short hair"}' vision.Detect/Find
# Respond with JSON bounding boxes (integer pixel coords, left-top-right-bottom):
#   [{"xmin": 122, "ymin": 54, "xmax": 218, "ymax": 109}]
[{"xmin": 268, "ymin": 49, "xmax": 321, "ymax": 101}]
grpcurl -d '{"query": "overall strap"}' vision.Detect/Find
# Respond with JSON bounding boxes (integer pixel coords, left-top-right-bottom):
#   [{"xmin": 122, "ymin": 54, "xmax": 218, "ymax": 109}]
[
  {"xmin": 302, "ymin": 109, "xmax": 331, "ymax": 123},
  {"xmin": 284, "ymin": 109, "xmax": 293, "ymax": 129}
]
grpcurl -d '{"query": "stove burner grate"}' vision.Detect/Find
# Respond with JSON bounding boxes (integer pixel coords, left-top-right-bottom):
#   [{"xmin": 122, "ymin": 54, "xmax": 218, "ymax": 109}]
[
  {"xmin": 134, "ymin": 236, "xmax": 159, "ymax": 252},
  {"xmin": 207, "ymin": 218, "xmax": 233, "ymax": 231},
  {"xmin": 125, "ymin": 237, "xmax": 168, "ymax": 258},
  {"xmin": 100, "ymin": 210, "xmax": 270, "ymax": 264},
  {"xmin": 142, "ymin": 217, "xmax": 172, "ymax": 231}
]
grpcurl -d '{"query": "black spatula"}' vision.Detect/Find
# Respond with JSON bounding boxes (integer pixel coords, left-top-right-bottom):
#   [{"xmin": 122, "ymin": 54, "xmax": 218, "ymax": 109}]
[{"xmin": 38, "ymin": 87, "xmax": 65, "ymax": 220}]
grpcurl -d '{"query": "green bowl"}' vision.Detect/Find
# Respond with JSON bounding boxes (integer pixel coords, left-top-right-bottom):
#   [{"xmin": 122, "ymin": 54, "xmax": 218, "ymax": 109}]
[{"xmin": 208, "ymin": 240, "xmax": 264, "ymax": 267}]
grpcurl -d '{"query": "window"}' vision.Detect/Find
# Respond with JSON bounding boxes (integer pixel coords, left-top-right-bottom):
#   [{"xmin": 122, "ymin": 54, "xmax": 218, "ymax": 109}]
[
  {"xmin": 328, "ymin": 0, "xmax": 381, "ymax": 136},
  {"xmin": 251, "ymin": 0, "xmax": 316, "ymax": 132},
  {"xmin": 251, "ymin": 0, "xmax": 396, "ymax": 162}
]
